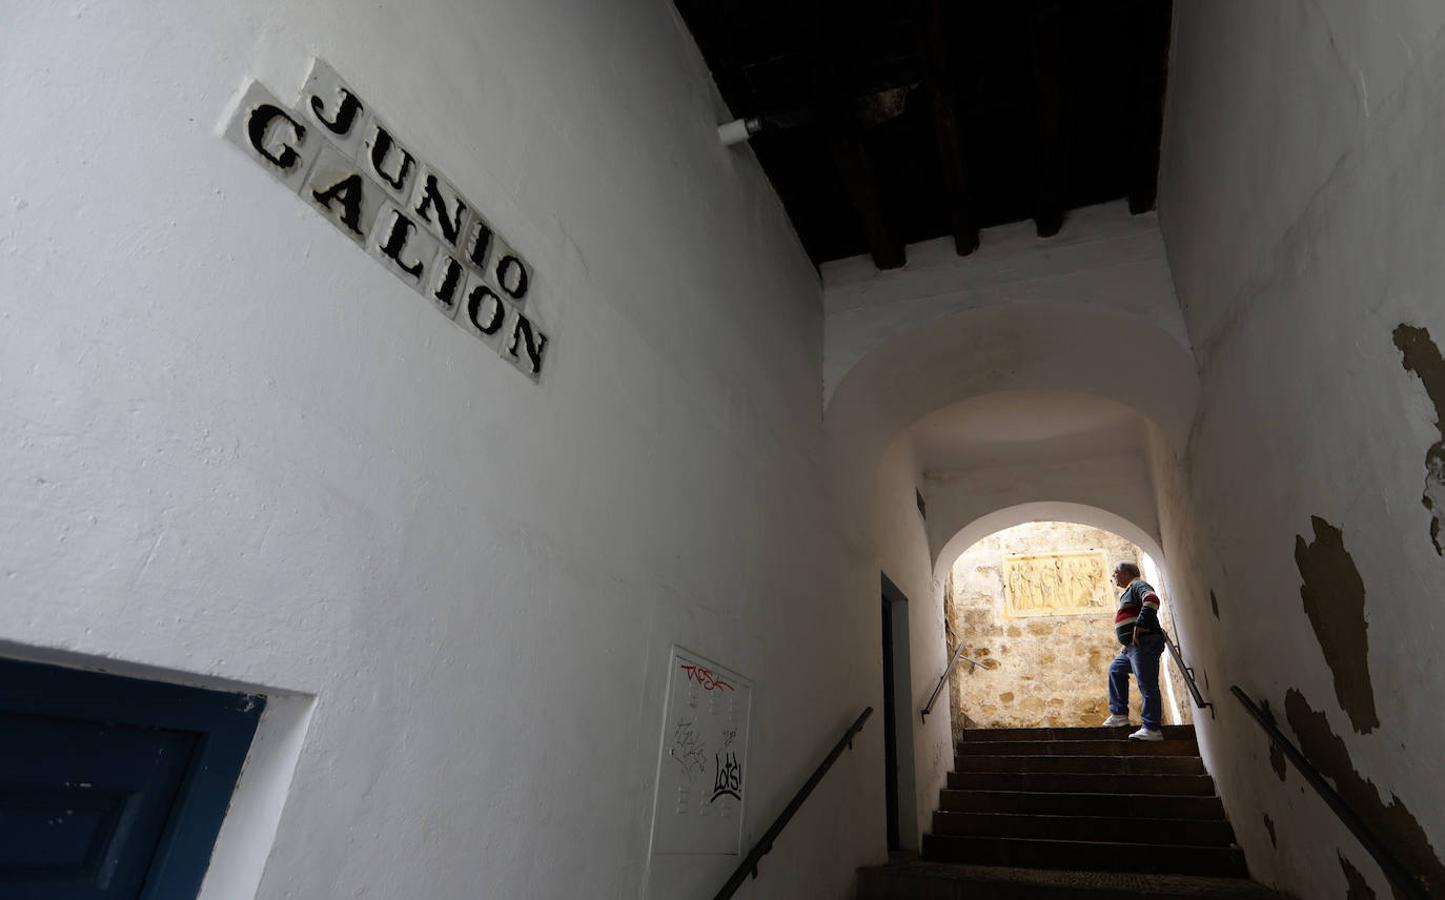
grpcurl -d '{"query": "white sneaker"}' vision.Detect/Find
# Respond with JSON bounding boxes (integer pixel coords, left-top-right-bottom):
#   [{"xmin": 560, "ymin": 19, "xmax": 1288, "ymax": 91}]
[
  {"xmin": 1102, "ymin": 714, "xmax": 1131, "ymax": 727},
  {"xmin": 1129, "ymin": 726, "xmax": 1164, "ymax": 742}
]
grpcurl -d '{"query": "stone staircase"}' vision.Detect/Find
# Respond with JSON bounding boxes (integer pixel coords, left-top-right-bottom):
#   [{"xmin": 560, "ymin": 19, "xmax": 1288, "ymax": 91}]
[{"xmin": 859, "ymin": 725, "xmax": 1289, "ymax": 899}]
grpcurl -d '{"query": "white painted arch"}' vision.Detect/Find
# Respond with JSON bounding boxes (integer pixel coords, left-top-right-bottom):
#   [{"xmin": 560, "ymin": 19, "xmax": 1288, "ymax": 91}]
[
  {"xmin": 825, "ymin": 301, "xmax": 1200, "ymax": 491},
  {"xmin": 932, "ymin": 501, "xmax": 1167, "ymax": 582}
]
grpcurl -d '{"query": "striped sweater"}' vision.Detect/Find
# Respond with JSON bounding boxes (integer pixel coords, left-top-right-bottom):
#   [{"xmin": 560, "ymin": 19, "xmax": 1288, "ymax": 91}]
[{"xmin": 1115, "ymin": 578, "xmax": 1162, "ymax": 645}]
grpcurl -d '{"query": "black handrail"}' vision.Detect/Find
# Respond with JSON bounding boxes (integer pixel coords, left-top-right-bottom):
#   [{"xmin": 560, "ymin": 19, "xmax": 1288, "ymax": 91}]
[
  {"xmin": 1231, "ymin": 686, "xmax": 1430, "ymax": 900},
  {"xmin": 1162, "ymin": 630, "xmax": 1213, "ymax": 716},
  {"xmin": 921, "ymin": 642, "xmax": 980, "ymax": 722},
  {"xmin": 711, "ymin": 706, "xmax": 873, "ymax": 900}
]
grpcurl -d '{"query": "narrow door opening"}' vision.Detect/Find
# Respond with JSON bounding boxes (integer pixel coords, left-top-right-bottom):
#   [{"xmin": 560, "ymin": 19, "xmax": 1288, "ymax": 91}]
[
  {"xmin": 880, "ymin": 573, "xmax": 918, "ymax": 853},
  {"xmin": 881, "ymin": 588, "xmax": 901, "ymax": 852}
]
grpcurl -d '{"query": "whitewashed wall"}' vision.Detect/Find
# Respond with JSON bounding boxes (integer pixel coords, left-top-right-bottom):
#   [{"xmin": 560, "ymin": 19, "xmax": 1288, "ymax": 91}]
[
  {"xmin": 871, "ymin": 436, "xmax": 952, "ymax": 851},
  {"xmin": 924, "ymin": 454, "xmax": 1162, "ymax": 573},
  {"xmin": 1156, "ymin": 3, "xmax": 1445, "ymax": 897},
  {"xmin": 821, "ymin": 201, "xmax": 1189, "ymax": 403},
  {"xmin": 0, "ymin": 2, "xmax": 887, "ymax": 898}
]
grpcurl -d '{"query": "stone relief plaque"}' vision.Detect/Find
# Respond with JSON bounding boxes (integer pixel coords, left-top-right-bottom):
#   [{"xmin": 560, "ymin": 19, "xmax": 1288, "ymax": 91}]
[{"xmin": 1003, "ymin": 550, "xmax": 1112, "ymax": 618}]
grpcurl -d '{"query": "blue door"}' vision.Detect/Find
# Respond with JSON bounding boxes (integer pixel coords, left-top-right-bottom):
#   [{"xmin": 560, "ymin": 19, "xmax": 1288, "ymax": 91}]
[{"xmin": 0, "ymin": 659, "xmax": 264, "ymax": 899}]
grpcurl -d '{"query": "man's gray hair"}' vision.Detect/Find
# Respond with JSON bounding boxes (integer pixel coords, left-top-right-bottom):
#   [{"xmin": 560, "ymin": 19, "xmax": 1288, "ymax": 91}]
[{"xmin": 1116, "ymin": 561, "xmax": 1141, "ymax": 579}]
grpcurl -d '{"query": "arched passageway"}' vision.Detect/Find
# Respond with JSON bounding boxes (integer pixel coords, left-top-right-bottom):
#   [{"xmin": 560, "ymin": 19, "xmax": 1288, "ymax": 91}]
[
  {"xmin": 932, "ymin": 501, "xmax": 1165, "ymax": 582},
  {"xmin": 934, "ymin": 516, "xmax": 1188, "ymax": 735},
  {"xmin": 822, "ymin": 292, "xmax": 1201, "ymax": 853}
]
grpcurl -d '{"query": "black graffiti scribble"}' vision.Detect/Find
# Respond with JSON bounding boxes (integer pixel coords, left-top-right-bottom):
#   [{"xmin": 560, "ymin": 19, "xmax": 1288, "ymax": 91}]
[
  {"xmin": 680, "ymin": 663, "xmax": 735, "ymax": 692},
  {"xmin": 711, "ymin": 751, "xmax": 742, "ymax": 803},
  {"xmin": 719, "ymin": 728, "xmax": 737, "ymax": 751},
  {"xmin": 669, "ymin": 719, "xmax": 707, "ymax": 781}
]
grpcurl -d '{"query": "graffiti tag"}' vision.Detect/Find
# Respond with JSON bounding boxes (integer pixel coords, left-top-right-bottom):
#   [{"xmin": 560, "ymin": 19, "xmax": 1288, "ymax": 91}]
[
  {"xmin": 680, "ymin": 663, "xmax": 735, "ymax": 692},
  {"xmin": 669, "ymin": 719, "xmax": 708, "ymax": 781},
  {"xmin": 711, "ymin": 751, "xmax": 742, "ymax": 803}
]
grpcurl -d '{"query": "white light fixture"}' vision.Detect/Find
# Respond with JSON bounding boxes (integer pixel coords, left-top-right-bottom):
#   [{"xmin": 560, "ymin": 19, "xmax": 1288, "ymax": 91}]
[{"xmin": 717, "ymin": 117, "xmax": 763, "ymax": 146}]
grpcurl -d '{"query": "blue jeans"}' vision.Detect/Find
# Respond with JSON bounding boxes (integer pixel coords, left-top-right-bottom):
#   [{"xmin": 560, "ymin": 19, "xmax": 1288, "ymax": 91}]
[{"xmin": 1109, "ymin": 633, "xmax": 1165, "ymax": 730}]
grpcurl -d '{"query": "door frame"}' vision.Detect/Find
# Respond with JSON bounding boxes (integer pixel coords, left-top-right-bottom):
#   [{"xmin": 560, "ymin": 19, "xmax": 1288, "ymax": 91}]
[
  {"xmin": 880, "ymin": 573, "xmax": 919, "ymax": 852},
  {"xmin": 0, "ymin": 657, "xmax": 266, "ymax": 898}
]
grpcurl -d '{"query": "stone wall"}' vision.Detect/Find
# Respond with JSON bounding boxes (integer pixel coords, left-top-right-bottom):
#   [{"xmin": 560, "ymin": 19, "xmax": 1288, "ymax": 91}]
[{"xmin": 946, "ymin": 521, "xmax": 1190, "ymax": 733}]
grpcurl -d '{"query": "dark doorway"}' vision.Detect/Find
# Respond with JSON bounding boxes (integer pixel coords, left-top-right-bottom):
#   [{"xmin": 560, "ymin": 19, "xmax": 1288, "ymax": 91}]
[
  {"xmin": 881, "ymin": 587, "xmax": 900, "ymax": 851},
  {"xmin": 880, "ymin": 573, "xmax": 915, "ymax": 853}
]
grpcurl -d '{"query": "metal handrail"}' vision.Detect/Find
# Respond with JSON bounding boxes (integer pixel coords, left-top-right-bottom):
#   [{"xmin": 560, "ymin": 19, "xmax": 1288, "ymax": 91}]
[
  {"xmin": 921, "ymin": 642, "xmax": 980, "ymax": 723},
  {"xmin": 711, "ymin": 707, "xmax": 873, "ymax": 900},
  {"xmin": 1231, "ymin": 687, "xmax": 1430, "ymax": 900},
  {"xmin": 1162, "ymin": 630, "xmax": 1213, "ymax": 716}
]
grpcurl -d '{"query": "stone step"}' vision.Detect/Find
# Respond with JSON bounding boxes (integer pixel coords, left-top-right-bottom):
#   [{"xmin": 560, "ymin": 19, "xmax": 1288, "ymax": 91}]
[
  {"xmin": 921, "ymin": 835, "xmax": 1249, "ymax": 878},
  {"xmin": 932, "ymin": 811, "xmax": 1237, "ymax": 846},
  {"xmin": 947, "ymin": 771, "xmax": 1217, "ymax": 796},
  {"xmin": 954, "ymin": 754, "xmax": 1206, "ymax": 775},
  {"xmin": 960, "ymin": 725, "xmax": 1197, "ymax": 743},
  {"xmin": 939, "ymin": 789, "xmax": 1227, "ymax": 820},
  {"xmin": 857, "ymin": 861, "xmax": 1289, "ymax": 900},
  {"xmin": 956, "ymin": 738, "xmax": 1199, "ymax": 757}
]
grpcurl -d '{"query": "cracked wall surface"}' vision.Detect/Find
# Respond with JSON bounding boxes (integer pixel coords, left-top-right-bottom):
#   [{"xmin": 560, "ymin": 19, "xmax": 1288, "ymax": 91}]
[
  {"xmin": 1154, "ymin": 2, "xmax": 1445, "ymax": 898},
  {"xmin": 1286, "ymin": 690, "xmax": 1444, "ymax": 898},
  {"xmin": 1392, "ymin": 325, "xmax": 1445, "ymax": 555},
  {"xmin": 1293, "ymin": 516, "xmax": 1378, "ymax": 733},
  {"xmin": 1342, "ymin": 855, "xmax": 1378, "ymax": 900}
]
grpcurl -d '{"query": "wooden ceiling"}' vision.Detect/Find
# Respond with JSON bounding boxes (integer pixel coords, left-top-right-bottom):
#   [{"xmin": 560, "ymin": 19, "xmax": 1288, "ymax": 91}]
[{"xmin": 675, "ymin": 0, "xmax": 1173, "ymax": 269}]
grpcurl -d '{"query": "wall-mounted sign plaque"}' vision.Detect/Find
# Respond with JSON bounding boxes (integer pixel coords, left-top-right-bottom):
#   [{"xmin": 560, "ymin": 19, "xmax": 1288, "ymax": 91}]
[
  {"xmin": 650, "ymin": 647, "xmax": 752, "ymax": 856},
  {"xmin": 222, "ymin": 60, "xmax": 550, "ymax": 382}
]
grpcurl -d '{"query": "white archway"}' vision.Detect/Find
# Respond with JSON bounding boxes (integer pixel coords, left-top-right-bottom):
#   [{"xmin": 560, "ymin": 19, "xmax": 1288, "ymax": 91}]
[
  {"xmin": 825, "ymin": 302, "xmax": 1199, "ymax": 514},
  {"xmin": 932, "ymin": 501, "xmax": 1166, "ymax": 582}
]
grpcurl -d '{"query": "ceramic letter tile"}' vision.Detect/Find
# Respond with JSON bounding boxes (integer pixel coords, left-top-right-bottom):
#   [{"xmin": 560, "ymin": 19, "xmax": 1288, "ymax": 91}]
[
  {"xmin": 367, "ymin": 202, "xmax": 440, "ymax": 294},
  {"xmin": 360, "ymin": 118, "xmax": 420, "ymax": 204},
  {"xmin": 302, "ymin": 145, "xmax": 387, "ymax": 245},
  {"xmin": 427, "ymin": 247, "xmax": 468, "ymax": 320},
  {"xmin": 300, "ymin": 59, "xmax": 370, "ymax": 158},
  {"xmin": 408, "ymin": 165, "xmax": 472, "ymax": 249},
  {"xmin": 503, "ymin": 308, "xmax": 549, "ymax": 383},
  {"xmin": 460, "ymin": 212, "xmax": 496, "ymax": 277},
  {"xmin": 456, "ymin": 269, "xmax": 514, "ymax": 350},
  {"xmin": 490, "ymin": 235, "xmax": 534, "ymax": 305},
  {"xmin": 222, "ymin": 80, "xmax": 321, "ymax": 193}
]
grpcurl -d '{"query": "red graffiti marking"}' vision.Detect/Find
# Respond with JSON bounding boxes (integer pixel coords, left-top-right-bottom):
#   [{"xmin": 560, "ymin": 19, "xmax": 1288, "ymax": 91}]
[{"xmin": 681, "ymin": 663, "xmax": 735, "ymax": 692}]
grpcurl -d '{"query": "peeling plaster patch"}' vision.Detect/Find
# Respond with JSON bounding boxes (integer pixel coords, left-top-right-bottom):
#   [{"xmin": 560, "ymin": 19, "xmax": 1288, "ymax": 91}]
[
  {"xmin": 1294, "ymin": 517, "xmax": 1379, "ymax": 733},
  {"xmin": 1259, "ymin": 701, "xmax": 1288, "ymax": 782},
  {"xmin": 1340, "ymin": 855, "xmax": 1378, "ymax": 899},
  {"xmin": 1263, "ymin": 814, "xmax": 1277, "ymax": 848},
  {"xmin": 1210, "ymin": 589, "xmax": 1220, "ymax": 619},
  {"xmin": 1392, "ymin": 324, "xmax": 1445, "ymax": 555},
  {"xmin": 1285, "ymin": 690, "xmax": 1445, "ymax": 896}
]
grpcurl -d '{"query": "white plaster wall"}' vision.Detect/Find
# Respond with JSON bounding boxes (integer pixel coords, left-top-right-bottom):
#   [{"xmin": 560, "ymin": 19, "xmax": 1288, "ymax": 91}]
[
  {"xmin": 871, "ymin": 437, "xmax": 952, "ymax": 852},
  {"xmin": 0, "ymin": 3, "xmax": 886, "ymax": 898},
  {"xmin": 925, "ymin": 455, "xmax": 1162, "ymax": 574},
  {"xmin": 1156, "ymin": 3, "xmax": 1445, "ymax": 897},
  {"xmin": 821, "ymin": 201, "xmax": 1190, "ymax": 402}
]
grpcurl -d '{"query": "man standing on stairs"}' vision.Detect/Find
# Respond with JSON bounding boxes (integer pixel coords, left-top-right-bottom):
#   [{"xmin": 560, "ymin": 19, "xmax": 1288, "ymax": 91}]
[{"xmin": 1100, "ymin": 561, "xmax": 1166, "ymax": 742}]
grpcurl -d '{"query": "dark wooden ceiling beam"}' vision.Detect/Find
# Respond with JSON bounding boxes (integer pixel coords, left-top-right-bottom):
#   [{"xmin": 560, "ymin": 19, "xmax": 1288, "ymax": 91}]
[
  {"xmin": 788, "ymin": 0, "xmax": 906, "ymax": 270},
  {"xmin": 1125, "ymin": 0, "xmax": 1173, "ymax": 214},
  {"xmin": 913, "ymin": 0, "xmax": 979, "ymax": 256},
  {"xmin": 1029, "ymin": 0, "xmax": 1067, "ymax": 238}
]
